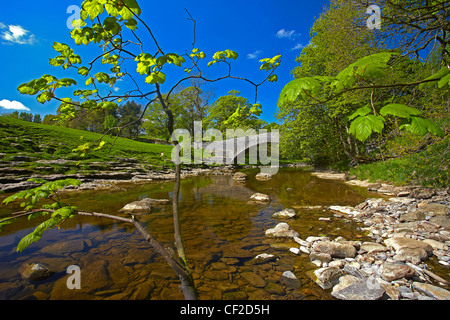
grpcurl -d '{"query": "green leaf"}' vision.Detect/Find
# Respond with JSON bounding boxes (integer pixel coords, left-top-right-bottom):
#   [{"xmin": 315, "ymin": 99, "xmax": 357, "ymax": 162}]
[
  {"xmin": 438, "ymin": 73, "xmax": 450, "ymax": 88},
  {"xmin": 17, "ymin": 233, "xmax": 39, "ymax": 253},
  {"xmin": 334, "ymin": 52, "xmax": 395, "ymax": 92},
  {"xmin": 36, "ymin": 91, "xmax": 53, "ymax": 104},
  {"xmin": 51, "ymin": 206, "xmax": 77, "ymax": 220},
  {"xmin": 145, "ymin": 71, "xmax": 166, "ymax": 85},
  {"xmin": 78, "ymin": 66, "xmax": 90, "ymax": 76},
  {"xmin": 402, "ymin": 116, "xmax": 445, "ymax": 138},
  {"xmin": 380, "ymin": 104, "xmax": 422, "ymax": 119},
  {"xmin": 419, "ymin": 66, "xmax": 450, "ymax": 89},
  {"xmin": 268, "ymin": 74, "xmax": 278, "ymax": 83},
  {"xmin": 348, "ymin": 106, "xmax": 371, "ymax": 120},
  {"xmin": 349, "ymin": 114, "xmax": 385, "ymax": 142},
  {"xmin": 278, "ymin": 77, "xmax": 322, "ymax": 105},
  {"xmin": 83, "ymin": 1, "xmax": 104, "ymax": 21},
  {"xmin": 0, "ymin": 219, "xmax": 15, "ymax": 232}
]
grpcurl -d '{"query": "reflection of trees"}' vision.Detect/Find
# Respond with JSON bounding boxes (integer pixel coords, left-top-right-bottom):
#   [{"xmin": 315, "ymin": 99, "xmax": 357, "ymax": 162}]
[{"xmin": 247, "ymin": 168, "xmax": 370, "ymax": 207}]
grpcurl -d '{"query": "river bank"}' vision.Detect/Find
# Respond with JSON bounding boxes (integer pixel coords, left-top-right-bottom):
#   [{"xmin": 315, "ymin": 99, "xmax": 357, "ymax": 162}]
[
  {"xmin": 1, "ymin": 163, "xmax": 448, "ymax": 300},
  {"xmin": 257, "ymin": 171, "xmax": 450, "ymax": 300}
]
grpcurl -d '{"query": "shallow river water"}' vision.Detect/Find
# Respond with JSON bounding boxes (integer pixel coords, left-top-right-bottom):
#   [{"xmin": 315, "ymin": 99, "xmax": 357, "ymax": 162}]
[{"xmin": 0, "ymin": 167, "xmax": 382, "ymax": 300}]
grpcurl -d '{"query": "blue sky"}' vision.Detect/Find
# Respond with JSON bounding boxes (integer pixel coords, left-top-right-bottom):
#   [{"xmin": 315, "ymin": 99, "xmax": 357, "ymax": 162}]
[{"xmin": 0, "ymin": 0, "xmax": 329, "ymax": 123}]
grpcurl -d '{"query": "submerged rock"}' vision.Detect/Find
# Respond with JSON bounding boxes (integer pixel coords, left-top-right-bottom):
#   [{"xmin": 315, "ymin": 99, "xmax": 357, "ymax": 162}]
[
  {"xmin": 251, "ymin": 253, "xmax": 277, "ymax": 265},
  {"xmin": 19, "ymin": 263, "xmax": 53, "ymax": 281},
  {"xmin": 272, "ymin": 208, "xmax": 296, "ymax": 219},
  {"xmin": 265, "ymin": 223, "xmax": 300, "ymax": 238},
  {"xmin": 255, "ymin": 172, "xmax": 272, "ymax": 181},
  {"xmin": 250, "ymin": 193, "xmax": 271, "ymax": 202},
  {"xmin": 119, "ymin": 198, "xmax": 170, "ymax": 214},
  {"xmin": 233, "ymin": 172, "xmax": 248, "ymax": 181}
]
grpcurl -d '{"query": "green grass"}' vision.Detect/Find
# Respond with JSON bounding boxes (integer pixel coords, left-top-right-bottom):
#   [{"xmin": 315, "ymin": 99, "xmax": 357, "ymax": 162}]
[
  {"xmin": 0, "ymin": 116, "xmax": 174, "ymax": 168},
  {"xmin": 349, "ymin": 138, "xmax": 449, "ymax": 188}
]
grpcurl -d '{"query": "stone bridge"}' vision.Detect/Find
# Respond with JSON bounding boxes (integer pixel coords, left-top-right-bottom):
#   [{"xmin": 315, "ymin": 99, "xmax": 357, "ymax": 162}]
[{"xmin": 193, "ymin": 131, "xmax": 279, "ymax": 165}]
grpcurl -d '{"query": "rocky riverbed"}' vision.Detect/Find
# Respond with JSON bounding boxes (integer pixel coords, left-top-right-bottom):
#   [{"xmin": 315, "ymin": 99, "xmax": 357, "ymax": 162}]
[
  {"xmin": 0, "ymin": 156, "xmax": 237, "ymax": 193},
  {"xmin": 254, "ymin": 173, "xmax": 450, "ymax": 300}
]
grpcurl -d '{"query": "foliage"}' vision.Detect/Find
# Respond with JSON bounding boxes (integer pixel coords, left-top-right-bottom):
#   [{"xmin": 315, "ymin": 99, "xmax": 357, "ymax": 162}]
[
  {"xmin": 205, "ymin": 91, "xmax": 266, "ymax": 133},
  {"xmin": 1, "ymin": 178, "xmax": 81, "ymax": 252},
  {"xmin": 277, "ymin": 0, "xmax": 448, "ymax": 170}
]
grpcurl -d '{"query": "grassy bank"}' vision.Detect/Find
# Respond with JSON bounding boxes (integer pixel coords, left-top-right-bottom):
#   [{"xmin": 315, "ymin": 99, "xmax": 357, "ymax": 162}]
[
  {"xmin": 0, "ymin": 116, "xmax": 174, "ymax": 168},
  {"xmin": 349, "ymin": 138, "xmax": 449, "ymax": 188}
]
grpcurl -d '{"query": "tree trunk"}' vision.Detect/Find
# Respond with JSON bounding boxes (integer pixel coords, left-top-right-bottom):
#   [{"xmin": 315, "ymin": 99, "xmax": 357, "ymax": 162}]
[{"xmin": 156, "ymin": 83, "xmax": 196, "ymax": 299}]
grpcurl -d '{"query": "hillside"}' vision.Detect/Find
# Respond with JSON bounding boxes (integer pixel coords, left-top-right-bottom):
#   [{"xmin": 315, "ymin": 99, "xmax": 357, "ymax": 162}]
[{"xmin": 0, "ymin": 116, "xmax": 175, "ymax": 192}]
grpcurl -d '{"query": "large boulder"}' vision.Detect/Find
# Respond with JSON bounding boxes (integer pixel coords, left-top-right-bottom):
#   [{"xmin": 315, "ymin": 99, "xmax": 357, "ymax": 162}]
[
  {"xmin": 380, "ymin": 262, "xmax": 415, "ymax": 282},
  {"xmin": 331, "ymin": 275, "xmax": 385, "ymax": 300},
  {"xmin": 312, "ymin": 241, "xmax": 356, "ymax": 258},
  {"xmin": 384, "ymin": 237, "xmax": 433, "ymax": 264}
]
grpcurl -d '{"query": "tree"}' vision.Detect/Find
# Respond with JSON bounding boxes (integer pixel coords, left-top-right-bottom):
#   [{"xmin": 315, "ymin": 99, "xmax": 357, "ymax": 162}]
[
  {"xmin": 118, "ymin": 100, "xmax": 142, "ymax": 139},
  {"xmin": 277, "ymin": 0, "xmax": 448, "ymax": 166},
  {"xmin": 42, "ymin": 114, "xmax": 57, "ymax": 125},
  {"xmin": 6, "ymin": 0, "xmax": 281, "ymax": 300},
  {"xmin": 205, "ymin": 90, "xmax": 266, "ymax": 133},
  {"xmin": 355, "ymin": 0, "xmax": 450, "ymax": 65},
  {"xmin": 277, "ymin": 0, "xmax": 377, "ymax": 165},
  {"xmin": 176, "ymin": 80, "xmax": 213, "ymax": 136},
  {"xmin": 19, "ymin": 112, "xmax": 33, "ymax": 122},
  {"xmin": 33, "ymin": 114, "xmax": 42, "ymax": 124}
]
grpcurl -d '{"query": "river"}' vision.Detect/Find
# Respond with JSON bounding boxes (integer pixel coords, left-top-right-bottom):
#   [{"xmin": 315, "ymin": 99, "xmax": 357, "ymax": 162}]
[{"xmin": 0, "ymin": 167, "xmax": 384, "ymax": 300}]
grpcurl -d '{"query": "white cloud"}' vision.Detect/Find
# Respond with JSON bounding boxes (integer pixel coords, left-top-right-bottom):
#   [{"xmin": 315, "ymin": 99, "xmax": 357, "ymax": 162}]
[
  {"xmin": 276, "ymin": 29, "xmax": 297, "ymax": 39},
  {"xmin": 247, "ymin": 50, "xmax": 262, "ymax": 59},
  {"xmin": 0, "ymin": 24, "xmax": 36, "ymax": 45},
  {"xmin": 291, "ymin": 43, "xmax": 306, "ymax": 51},
  {"xmin": 114, "ymin": 87, "xmax": 120, "ymax": 92},
  {"xmin": 0, "ymin": 99, "xmax": 31, "ymax": 111}
]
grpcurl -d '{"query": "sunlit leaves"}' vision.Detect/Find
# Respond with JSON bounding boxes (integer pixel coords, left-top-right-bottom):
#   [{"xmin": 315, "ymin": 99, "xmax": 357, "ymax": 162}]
[
  {"xmin": 49, "ymin": 42, "xmax": 82, "ymax": 69},
  {"xmin": 379, "ymin": 104, "xmax": 422, "ymax": 118},
  {"xmin": 135, "ymin": 52, "xmax": 184, "ymax": 85},
  {"xmin": 78, "ymin": 66, "xmax": 89, "ymax": 76},
  {"xmin": 401, "ymin": 116, "xmax": 445, "ymax": 138},
  {"xmin": 2, "ymin": 179, "xmax": 81, "ymax": 210},
  {"xmin": 18, "ymin": 74, "xmax": 77, "ymax": 105},
  {"xmin": 145, "ymin": 72, "xmax": 166, "ymax": 85},
  {"xmin": 333, "ymin": 52, "xmax": 395, "ymax": 92},
  {"xmin": 349, "ymin": 114, "xmax": 385, "ymax": 143},
  {"xmin": 16, "ymin": 205, "xmax": 78, "ymax": 253},
  {"xmin": 208, "ymin": 49, "xmax": 238, "ymax": 67},
  {"xmin": 278, "ymin": 77, "xmax": 322, "ymax": 105},
  {"xmin": 419, "ymin": 66, "xmax": 450, "ymax": 89},
  {"xmin": 260, "ymin": 55, "xmax": 281, "ymax": 71}
]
